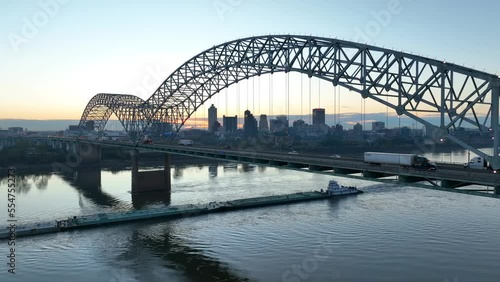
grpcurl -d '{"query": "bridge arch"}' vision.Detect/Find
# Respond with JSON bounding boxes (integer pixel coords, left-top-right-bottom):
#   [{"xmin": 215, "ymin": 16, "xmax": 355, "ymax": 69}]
[
  {"xmin": 78, "ymin": 93, "xmax": 150, "ymax": 141},
  {"xmin": 79, "ymin": 35, "xmax": 500, "ymax": 166}
]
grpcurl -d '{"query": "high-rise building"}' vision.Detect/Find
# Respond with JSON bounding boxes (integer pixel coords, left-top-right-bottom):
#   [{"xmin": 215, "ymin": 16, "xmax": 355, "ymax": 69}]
[
  {"xmin": 270, "ymin": 118, "xmax": 287, "ymax": 132},
  {"xmin": 223, "ymin": 115, "xmax": 237, "ymax": 133},
  {"xmin": 259, "ymin": 114, "xmax": 269, "ymax": 131},
  {"xmin": 372, "ymin": 121, "xmax": 385, "ymax": 131},
  {"xmin": 208, "ymin": 104, "xmax": 217, "ymax": 132},
  {"xmin": 353, "ymin": 123, "xmax": 363, "ymax": 133},
  {"xmin": 276, "ymin": 115, "xmax": 289, "ymax": 128},
  {"xmin": 244, "ymin": 110, "xmax": 258, "ymax": 137},
  {"xmin": 7, "ymin": 127, "xmax": 24, "ymax": 133},
  {"xmin": 312, "ymin": 108, "xmax": 325, "ymax": 126}
]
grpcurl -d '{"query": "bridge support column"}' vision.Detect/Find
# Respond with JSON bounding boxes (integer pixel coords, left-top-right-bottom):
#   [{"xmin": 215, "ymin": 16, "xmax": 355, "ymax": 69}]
[
  {"xmin": 131, "ymin": 150, "xmax": 171, "ymax": 194},
  {"xmin": 76, "ymin": 143, "xmax": 101, "ymax": 166}
]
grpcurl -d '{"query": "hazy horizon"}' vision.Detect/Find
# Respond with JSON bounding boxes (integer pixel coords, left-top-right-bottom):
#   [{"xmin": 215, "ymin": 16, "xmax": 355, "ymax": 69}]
[
  {"xmin": 2, "ymin": 0, "xmax": 500, "ymax": 121},
  {"xmin": 0, "ymin": 112, "xmax": 464, "ymax": 132}
]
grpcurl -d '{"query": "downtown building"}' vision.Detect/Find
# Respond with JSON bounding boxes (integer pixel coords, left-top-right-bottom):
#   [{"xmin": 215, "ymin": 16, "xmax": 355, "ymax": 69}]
[
  {"xmin": 208, "ymin": 104, "xmax": 218, "ymax": 132},
  {"xmin": 244, "ymin": 110, "xmax": 258, "ymax": 137},
  {"xmin": 259, "ymin": 114, "xmax": 269, "ymax": 131},
  {"xmin": 312, "ymin": 108, "xmax": 325, "ymax": 126},
  {"xmin": 223, "ymin": 115, "xmax": 238, "ymax": 133},
  {"xmin": 372, "ymin": 121, "xmax": 385, "ymax": 132}
]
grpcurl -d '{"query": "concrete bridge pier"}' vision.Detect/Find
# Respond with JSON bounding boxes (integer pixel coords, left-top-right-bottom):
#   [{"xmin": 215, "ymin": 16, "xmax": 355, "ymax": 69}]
[
  {"xmin": 131, "ymin": 149, "xmax": 171, "ymax": 194},
  {"xmin": 73, "ymin": 143, "xmax": 101, "ymax": 166}
]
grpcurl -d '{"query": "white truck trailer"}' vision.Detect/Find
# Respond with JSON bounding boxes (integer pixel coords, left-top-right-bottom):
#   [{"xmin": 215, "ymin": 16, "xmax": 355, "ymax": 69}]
[{"xmin": 364, "ymin": 152, "xmax": 437, "ymax": 170}]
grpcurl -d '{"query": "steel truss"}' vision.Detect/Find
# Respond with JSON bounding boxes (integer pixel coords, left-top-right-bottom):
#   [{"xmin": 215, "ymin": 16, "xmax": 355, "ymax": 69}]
[
  {"xmin": 78, "ymin": 94, "xmax": 150, "ymax": 141},
  {"xmin": 78, "ymin": 35, "xmax": 500, "ymax": 168}
]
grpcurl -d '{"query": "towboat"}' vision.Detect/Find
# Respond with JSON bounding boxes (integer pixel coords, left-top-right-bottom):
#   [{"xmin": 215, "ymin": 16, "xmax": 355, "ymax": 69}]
[{"xmin": 322, "ymin": 180, "xmax": 361, "ymax": 196}]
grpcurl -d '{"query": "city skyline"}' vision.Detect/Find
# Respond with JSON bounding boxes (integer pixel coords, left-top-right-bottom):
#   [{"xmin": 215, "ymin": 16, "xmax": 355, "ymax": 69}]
[
  {"xmin": 2, "ymin": 0, "xmax": 500, "ymax": 120},
  {"xmin": 0, "ymin": 102, "xmax": 483, "ymax": 132}
]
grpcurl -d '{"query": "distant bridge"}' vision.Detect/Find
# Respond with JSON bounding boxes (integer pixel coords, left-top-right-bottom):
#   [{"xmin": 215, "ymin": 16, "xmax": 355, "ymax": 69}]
[{"xmin": 77, "ymin": 35, "xmax": 500, "ymax": 169}]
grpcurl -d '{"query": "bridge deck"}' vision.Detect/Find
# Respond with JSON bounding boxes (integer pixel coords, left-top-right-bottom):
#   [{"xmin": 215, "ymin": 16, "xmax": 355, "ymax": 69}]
[{"xmin": 64, "ymin": 139, "xmax": 500, "ymax": 192}]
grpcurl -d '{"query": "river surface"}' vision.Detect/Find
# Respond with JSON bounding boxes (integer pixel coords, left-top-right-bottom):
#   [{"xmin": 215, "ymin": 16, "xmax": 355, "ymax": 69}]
[{"xmin": 1, "ymin": 150, "xmax": 499, "ymax": 282}]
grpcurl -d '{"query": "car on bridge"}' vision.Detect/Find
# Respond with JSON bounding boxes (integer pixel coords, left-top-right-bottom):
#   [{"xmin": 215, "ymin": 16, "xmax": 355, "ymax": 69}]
[{"xmin": 288, "ymin": 151, "xmax": 298, "ymax": 155}]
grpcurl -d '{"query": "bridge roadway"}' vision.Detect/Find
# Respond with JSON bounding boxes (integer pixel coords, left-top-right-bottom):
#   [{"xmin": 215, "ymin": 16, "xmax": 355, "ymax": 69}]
[{"xmin": 67, "ymin": 139, "xmax": 500, "ymax": 195}]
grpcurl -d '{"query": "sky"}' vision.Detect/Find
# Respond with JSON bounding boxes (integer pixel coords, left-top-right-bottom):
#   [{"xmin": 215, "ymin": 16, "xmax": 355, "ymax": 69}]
[{"xmin": 1, "ymin": 0, "xmax": 500, "ymax": 128}]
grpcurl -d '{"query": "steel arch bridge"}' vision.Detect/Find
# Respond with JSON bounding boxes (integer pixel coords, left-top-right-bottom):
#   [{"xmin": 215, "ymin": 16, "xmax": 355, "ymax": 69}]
[{"xmin": 78, "ymin": 35, "xmax": 500, "ymax": 168}]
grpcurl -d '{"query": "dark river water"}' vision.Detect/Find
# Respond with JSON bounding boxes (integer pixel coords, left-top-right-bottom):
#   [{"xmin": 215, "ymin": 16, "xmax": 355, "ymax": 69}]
[{"xmin": 1, "ymin": 153, "xmax": 499, "ymax": 281}]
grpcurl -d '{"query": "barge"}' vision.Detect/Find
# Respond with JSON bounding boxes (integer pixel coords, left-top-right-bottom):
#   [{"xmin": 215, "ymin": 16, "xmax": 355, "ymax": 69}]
[{"xmin": 0, "ymin": 180, "xmax": 362, "ymax": 240}]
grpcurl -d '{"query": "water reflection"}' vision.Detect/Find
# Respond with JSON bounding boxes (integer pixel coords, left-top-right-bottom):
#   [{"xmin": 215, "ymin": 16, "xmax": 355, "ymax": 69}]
[
  {"xmin": 131, "ymin": 190, "xmax": 171, "ymax": 209},
  {"xmin": 239, "ymin": 164, "xmax": 256, "ymax": 173},
  {"xmin": 127, "ymin": 228, "xmax": 251, "ymax": 282},
  {"xmin": 209, "ymin": 164, "xmax": 218, "ymax": 177},
  {"xmin": 58, "ymin": 167, "xmax": 122, "ymax": 207},
  {"xmin": 173, "ymin": 165, "xmax": 184, "ymax": 179},
  {"xmin": 223, "ymin": 163, "xmax": 238, "ymax": 171},
  {"xmin": 0, "ymin": 172, "xmax": 51, "ymax": 194}
]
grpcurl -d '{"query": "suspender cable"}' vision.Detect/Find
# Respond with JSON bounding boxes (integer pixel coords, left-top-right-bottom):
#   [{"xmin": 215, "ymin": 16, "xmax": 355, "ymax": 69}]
[
  {"xmin": 194, "ymin": 102, "xmax": 197, "ymax": 129},
  {"xmin": 288, "ymin": 72, "xmax": 290, "ymax": 123},
  {"xmin": 258, "ymin": 75, "xmax": 260, "ymax": 114},
  {"xmin": 301, "ymin": 75, "xmax": 303, "ymax": 119},
  {"xmin": 309, "ymin": 77, "xmax": 312, "ymax": 124},
  {"xmin": 386, "ymin": 90, "xmax": 389, "ymax": 128},
  {"xmin": 270, "ymin": 75, "xmax": 273, "ymax": 118},
  {"xmin": 334, "ymin": 86, "xmax": 337, "ymax": 126},
  {"xmin": 237, "ymin": 82, "xmax": 240, "ymax": 124},
  {"xmin": 252, "ymin": 76, "xmax": 255, "ymax": 113},
  {"xmin": 286, "ymin": 72, "xmax": 289, "ymax": 122},
  {"xmin": 364, "ymin": 98, "xmax": 366, "ymax": 132},
  {"xmin": 318, "ymin": 78, "xmax": 321, "ymax": 108},
  {"xmin": 268, "ymin": 75, "xmax": 271, "ymax": 119},
  {"xmin": 360, "ymin": 95, "xmax": 362, "ymax": 125},
  {"xmin": 338, "ymin": 88, "xmax": 341, "ymax": 126}
]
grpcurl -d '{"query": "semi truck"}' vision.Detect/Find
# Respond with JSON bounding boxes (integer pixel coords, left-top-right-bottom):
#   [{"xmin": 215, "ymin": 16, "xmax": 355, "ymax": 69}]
[
  {"xmin": 178, "ymin": 139, "xmax": 194, "ymax": 146},
  {"xmin": 463, "ymin": 156, "xmax": 491, "ymax": 170},
  {"xmin": 364, "ymin": 152, "xmax": 437, "ymax": 170}
]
